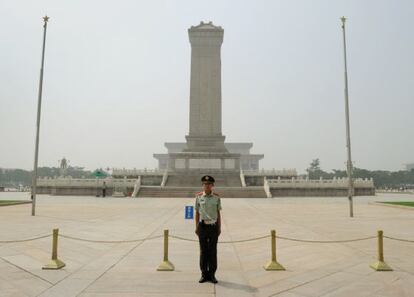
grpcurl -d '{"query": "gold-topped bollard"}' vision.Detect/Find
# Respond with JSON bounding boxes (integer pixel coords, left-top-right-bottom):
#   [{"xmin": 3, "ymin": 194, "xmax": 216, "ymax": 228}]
[
  {"xmin": 43, "ymin": 228, "xmax": 66, "ymax": 270},
  {"xmin": 370, "ymin": 230, "xmax": 392, "ymax": 271},
  {"xmin": 157, "ymin": 229, "xmax": 175, "ymax": 271},
  {"xmin": 264, "ymin": 230, "xmax": 285, "ymax": 271}
]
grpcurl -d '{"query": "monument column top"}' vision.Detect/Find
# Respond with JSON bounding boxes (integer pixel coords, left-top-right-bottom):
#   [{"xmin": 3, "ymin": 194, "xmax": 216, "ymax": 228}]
[
  {"xmin": 188, "ymin": 22, "xmax": 224, "ymax": 43},
  {"xmin": 188, "ymin": 21, "xmax": 223, "ymax": 32}
]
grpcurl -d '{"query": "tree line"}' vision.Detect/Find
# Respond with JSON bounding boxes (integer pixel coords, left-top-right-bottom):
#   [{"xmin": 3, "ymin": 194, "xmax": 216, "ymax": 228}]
[
  {"xmin": 0, "ymin": 167, "xmax": 94, "ymax": 188},
  {"xmin": 306, "ymin": 159, "xmax": 414, "ymax": 189}
]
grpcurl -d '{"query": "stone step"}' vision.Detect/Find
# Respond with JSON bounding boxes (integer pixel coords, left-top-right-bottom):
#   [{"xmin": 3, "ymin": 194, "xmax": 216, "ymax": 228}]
[
  {"xmin": 137, "ymin": 186, "xmax": 266, "ymax": 198},
  {"xmin": 137, "ymin": 187, "xmax": 199, "ymax": 198},
  {"xmin": 165, "ymin": 173, "xmax": 242, "ymax": 187}
]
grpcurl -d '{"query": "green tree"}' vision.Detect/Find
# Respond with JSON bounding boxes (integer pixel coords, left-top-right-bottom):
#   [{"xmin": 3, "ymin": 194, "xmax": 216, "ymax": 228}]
[{"xmin": 306, "ymin": 158, "xmax": 332, "ymax": 179}]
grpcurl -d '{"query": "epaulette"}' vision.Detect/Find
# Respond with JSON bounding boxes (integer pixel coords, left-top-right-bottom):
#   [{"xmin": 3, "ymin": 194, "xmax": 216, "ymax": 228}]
[{"xmin": 213, "ymin": 192, "xmax": 220, "ymax": 196}]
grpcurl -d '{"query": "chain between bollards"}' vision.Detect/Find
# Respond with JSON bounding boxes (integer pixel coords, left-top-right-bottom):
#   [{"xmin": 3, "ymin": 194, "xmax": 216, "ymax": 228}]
[
  {"xmin": 59, "ymin": 234, "xmax": 163, "ymax": 243},
  {"xmin": 43, "ymin": 228, "xmax": 65, "ymax": 270},
  {"xmin": 0, "ymin": 234, "xmax": 51, "ymax": 243}
]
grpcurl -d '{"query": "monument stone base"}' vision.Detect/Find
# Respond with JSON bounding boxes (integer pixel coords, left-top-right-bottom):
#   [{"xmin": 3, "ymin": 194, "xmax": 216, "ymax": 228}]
[
  {"xmin": 184, "ymin": 135, "xmax": 228, "ymax": 153},
  {"xmin": 165, "ymin": 152, "xmax": 242, "ymax": 187},
  {"xmin": 167, "ymin": 152, "xmax": 241, "ymax": 172}
]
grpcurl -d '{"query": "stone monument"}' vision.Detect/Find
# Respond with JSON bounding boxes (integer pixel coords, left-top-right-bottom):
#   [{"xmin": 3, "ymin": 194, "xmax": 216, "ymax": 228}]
[
  {"xmin": 154, "ymin": 22, "xmax": 263, "ymax": 180},
  {"xmin": 59, "ymin": 157, "xmax": 68, "ymax": 177}
]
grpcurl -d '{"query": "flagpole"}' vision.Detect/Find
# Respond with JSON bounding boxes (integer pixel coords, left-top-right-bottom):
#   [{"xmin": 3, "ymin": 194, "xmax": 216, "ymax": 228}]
[
  {"xmin": 31, "ymin": 15, "xmax": 49, "ymax": 216},
  {"xmin": 340, "ymin": 16, "xmax": 354, "ymax": 218}
]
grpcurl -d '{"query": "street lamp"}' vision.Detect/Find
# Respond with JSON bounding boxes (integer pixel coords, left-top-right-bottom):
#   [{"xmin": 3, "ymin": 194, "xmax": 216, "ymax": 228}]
[
  {"xmin": 31, "ymin": 15, "xmax": 49, "ymax": 216},
  {"xmin": 340, "ymin": 16, "xmax": 354, "ymax": 217}
]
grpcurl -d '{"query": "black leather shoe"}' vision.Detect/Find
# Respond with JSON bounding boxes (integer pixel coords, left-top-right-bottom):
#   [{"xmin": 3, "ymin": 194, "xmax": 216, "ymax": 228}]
[
  {"xmin": 199, "ymin": 276, "xmax": 208, "ymax": 283},
  {"xmin": 210, "ymin": 275, "xmax": 218, "ymax": 283}
]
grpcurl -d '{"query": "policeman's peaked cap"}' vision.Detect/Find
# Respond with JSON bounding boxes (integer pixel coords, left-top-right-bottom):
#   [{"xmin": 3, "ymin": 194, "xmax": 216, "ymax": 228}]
[{"xmin": 201, "ymin": 175, "xmax": 215, "ymax": 184}]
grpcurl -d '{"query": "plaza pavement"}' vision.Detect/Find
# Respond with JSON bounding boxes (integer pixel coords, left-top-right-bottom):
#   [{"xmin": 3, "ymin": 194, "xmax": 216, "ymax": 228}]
[{"xmin": 0, "ymin": 192, "xmax": 413, "ymax": 297}]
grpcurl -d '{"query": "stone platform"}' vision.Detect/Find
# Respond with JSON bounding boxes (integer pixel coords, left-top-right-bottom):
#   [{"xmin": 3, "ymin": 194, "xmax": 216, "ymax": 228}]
[
  {"xmin": 36, "ymin": 173, "xmax": 375, "ymax": 198},
  {"xmin": 0, "ymin": 192, "xmax": 413, "ymax": 297}
]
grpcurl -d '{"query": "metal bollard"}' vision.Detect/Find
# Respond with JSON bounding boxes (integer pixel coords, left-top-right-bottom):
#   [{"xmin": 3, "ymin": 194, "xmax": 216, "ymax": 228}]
[
  {"xmin": 370, "ymin": 230, "xmax": 392, "ymax": 271},
  {"xmin": 264, "ymin": 230, "xmax": 285, "ymax": 271},
  {"xmin": 43, "ymin": 228, "xmax": 66, "ymax": 270},
  {"xmin": 157, "ymin": 229, "xmax": 175, "ymax": 271}
]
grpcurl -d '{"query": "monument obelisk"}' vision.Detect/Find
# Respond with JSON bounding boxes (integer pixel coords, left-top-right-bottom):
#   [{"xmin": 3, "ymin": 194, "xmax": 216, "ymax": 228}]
[
  {"xmin": 153, "ymin": 22, "xmax": 264, "ymax": 175},
  {"xmin": 185, "ymin": 21, "xmax": 227, "ymax": 153},
  {"xmin": 162, "ymin": 21, "xmax": 241, "ymax": 176}
]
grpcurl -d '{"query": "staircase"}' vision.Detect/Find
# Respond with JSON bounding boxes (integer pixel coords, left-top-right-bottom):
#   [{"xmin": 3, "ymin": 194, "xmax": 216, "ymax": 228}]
[
  {"xmin": 136, "ymin": 186, "xmax": 266, "ymax": 198},
  {"xmin": 166, "ymin": 172, "xmax": 242, "ymax": 187},
  {"xmin": 137, "ymin": 186, "xmax": 200, "ymax": 198}
]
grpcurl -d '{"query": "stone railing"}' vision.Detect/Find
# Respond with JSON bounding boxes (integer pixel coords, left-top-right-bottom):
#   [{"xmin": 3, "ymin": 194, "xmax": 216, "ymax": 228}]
[
  {"xmin": 243, "ymin": 169, "xmax": 297, "ymax": 176},
  {"xmin": 37, "ymin": 177, "xmax": 137, "ymax": 188},
  {"xmin": 112, "ymin": 168, "xmax": 164, "ymax": 176},
  {"xmin": 376, "ymin": 189, "xmax": 414, "ymax": 193},
  {"xmin": 267, "ymin": 177, "xmax": 374, "ymax": 188}
]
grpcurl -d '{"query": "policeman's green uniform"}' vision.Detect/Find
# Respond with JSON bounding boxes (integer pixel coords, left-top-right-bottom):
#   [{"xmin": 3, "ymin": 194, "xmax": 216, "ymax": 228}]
[
  {"xmin": 195, "ymin": 192, "xmax": 222, "ymax": 223},
  {"xmin": 195, "ymin": 191, "xmax": 221, "ymax": 279}
]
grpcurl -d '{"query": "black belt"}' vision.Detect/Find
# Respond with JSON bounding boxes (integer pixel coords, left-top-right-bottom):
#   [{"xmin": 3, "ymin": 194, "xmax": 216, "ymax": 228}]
[{"xmin": 201, "ymin": 220, "xmax": 216, "ymax": 225}]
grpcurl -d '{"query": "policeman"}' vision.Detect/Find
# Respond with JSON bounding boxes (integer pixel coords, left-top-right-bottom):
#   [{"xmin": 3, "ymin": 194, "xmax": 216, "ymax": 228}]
[{"xmin": 195, "ymin": 175, "xmax": 221, "ymax": 284}]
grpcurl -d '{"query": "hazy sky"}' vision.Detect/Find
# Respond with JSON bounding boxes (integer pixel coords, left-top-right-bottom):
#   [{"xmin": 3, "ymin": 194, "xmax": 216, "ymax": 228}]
[{"xmin": 1, "ymin": 0, "xmax": 413, "ymax": 173}]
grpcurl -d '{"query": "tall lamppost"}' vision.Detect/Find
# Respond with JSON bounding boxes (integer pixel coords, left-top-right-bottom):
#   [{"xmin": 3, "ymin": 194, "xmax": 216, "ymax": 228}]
[
  {"xmin": 340, "ymin": 16, "xmax": 354, "ymax": 217},
  {"xmin": 31, "ymin": 15, "xmax": 49, "ymax": 216}
]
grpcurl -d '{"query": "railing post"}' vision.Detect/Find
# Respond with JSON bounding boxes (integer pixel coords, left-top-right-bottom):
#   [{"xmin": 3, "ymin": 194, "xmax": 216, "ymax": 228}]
[
  {"xmin": 43, "ymin": 228, "xmax": 65, "ymax": 270},
  {"xmin": 157, "ymin": 229, "xmax": 175, "ymax": 271},
  {"xmin": 264, "ymin": 230, "xmax": 285, "ymax": 271},
  {"xmin": 370, "ymin": 230, "xmax": 392, "ymax": 271}
]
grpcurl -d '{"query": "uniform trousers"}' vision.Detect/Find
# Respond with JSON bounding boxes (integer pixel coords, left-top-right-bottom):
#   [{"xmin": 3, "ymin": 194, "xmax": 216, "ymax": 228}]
[{"xmin": 197, "ymin": 221, "xmax": 219, "ymax": 277}]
